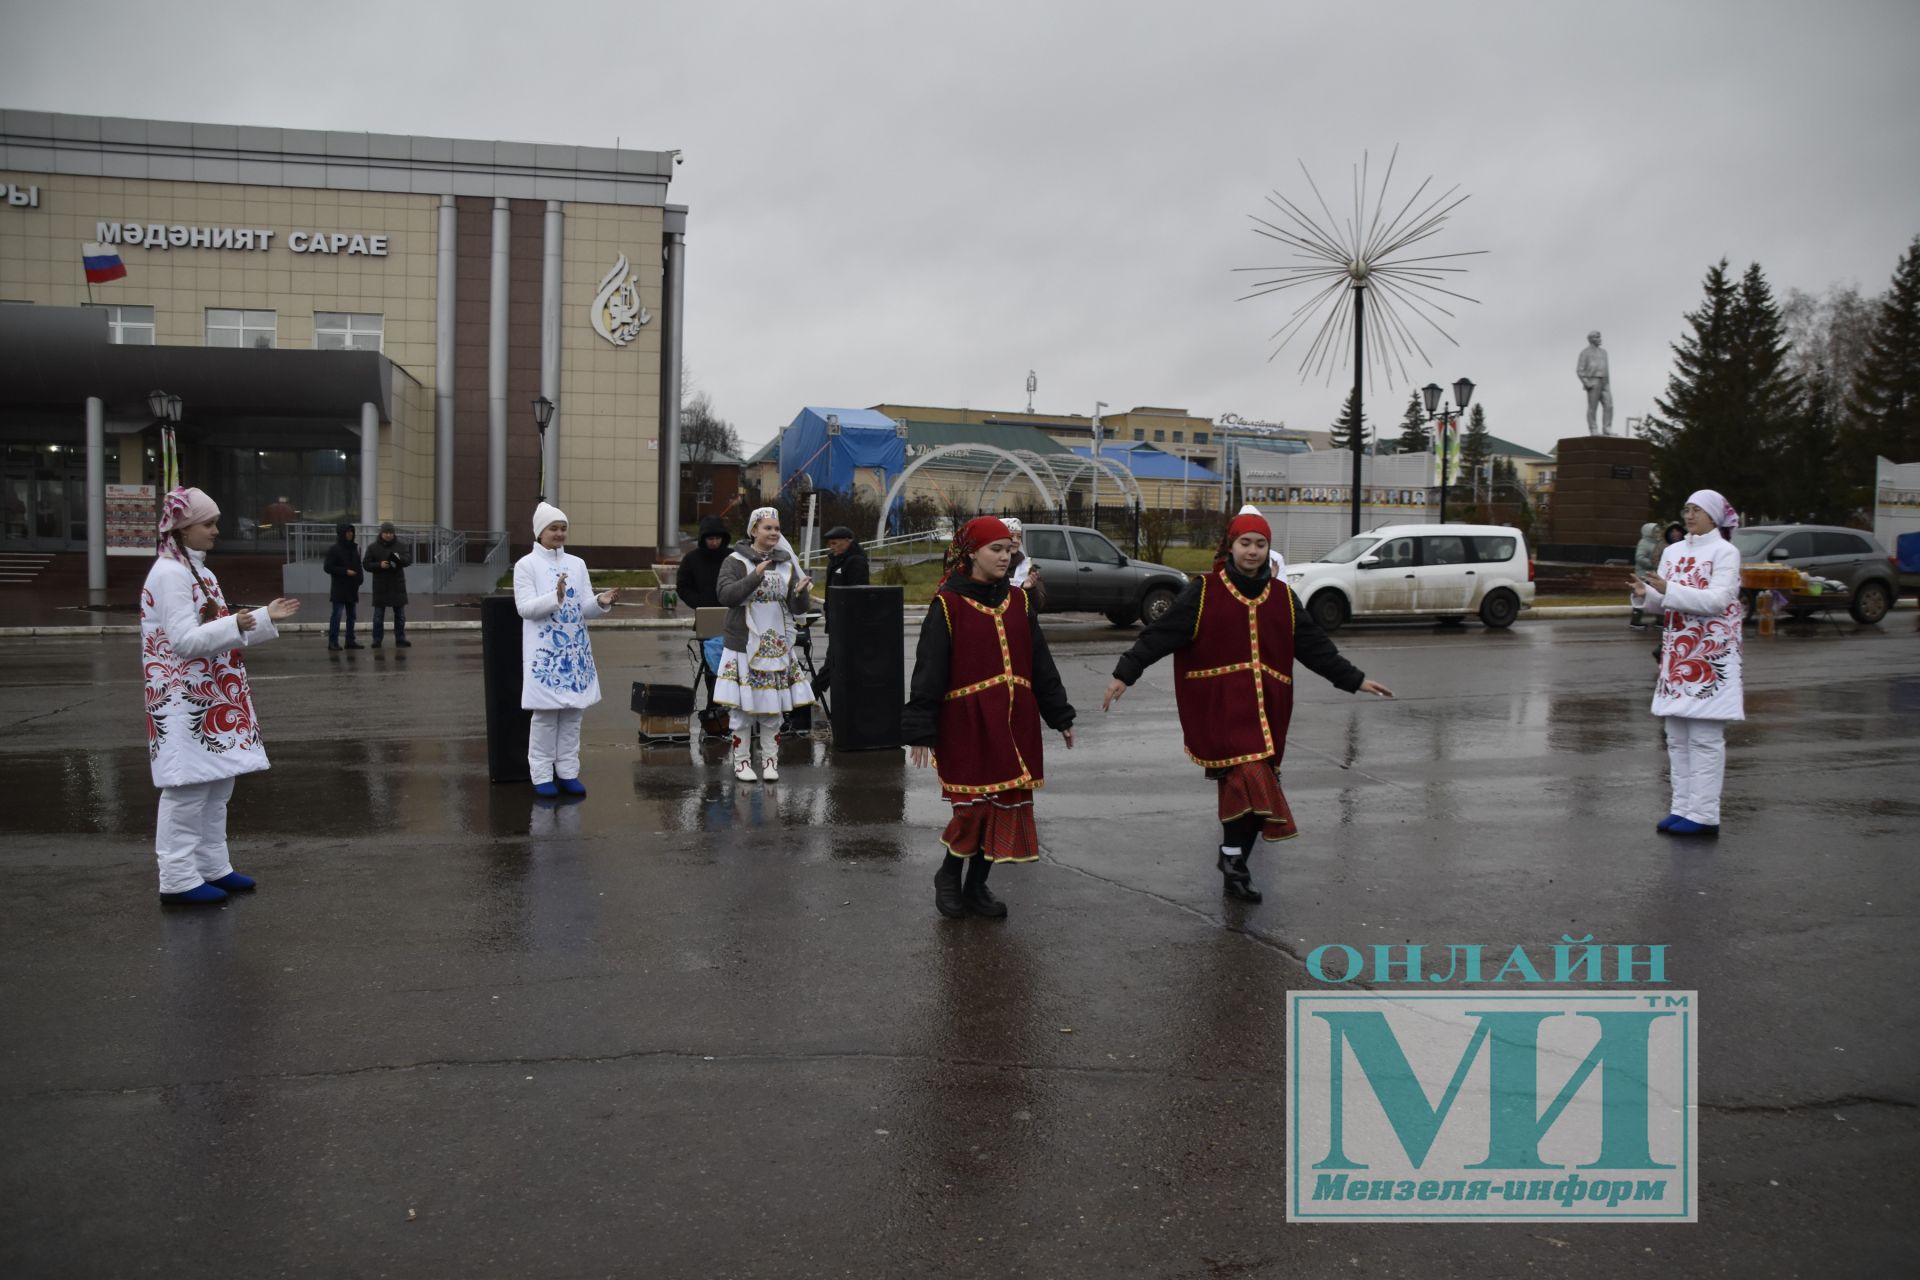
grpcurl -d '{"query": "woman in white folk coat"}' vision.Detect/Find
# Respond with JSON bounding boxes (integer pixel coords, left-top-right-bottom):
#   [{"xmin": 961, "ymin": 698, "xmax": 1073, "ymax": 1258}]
[
  {"xmin": 142, "ymin": 487, "xmax": 300, "ymax": 905},
  {"xmin": 1629, "ymin": 489, "xmax": 1744, "ymax": 837},
  {"xmin": 713, "ymin": 507, "xmax": 814, "ymax": 783},
  {"xmin": 514, "ymin": 502, "xmax": 621, "ymax": 798}
]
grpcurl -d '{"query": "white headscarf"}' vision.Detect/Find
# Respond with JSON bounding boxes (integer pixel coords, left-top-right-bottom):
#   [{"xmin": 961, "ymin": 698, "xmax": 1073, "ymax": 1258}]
[
  {"xmin": 1004, "ymin": 517, "xmax": 1023, "ymax": 536},
  {"xmin": 746, "ymin": 506, "xmax": 800, "ymax": 571},
  {"xmin": 1684, "ymin": 490, "xmax": 1740, "ymax": 533},
  {"xmin": 532, "ymin": 501, "xmax": 568, "ymax": 540}
]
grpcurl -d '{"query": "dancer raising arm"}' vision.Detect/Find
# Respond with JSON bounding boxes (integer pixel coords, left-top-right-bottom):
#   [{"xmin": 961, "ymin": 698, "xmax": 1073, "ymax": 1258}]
[{"xmin": 1103, "ymin": 510, "xmax": 1391, "ymax": 903}]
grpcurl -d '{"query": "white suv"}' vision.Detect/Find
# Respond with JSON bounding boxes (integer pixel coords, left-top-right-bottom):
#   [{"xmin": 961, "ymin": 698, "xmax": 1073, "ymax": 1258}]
[{"xmin": 1285, "ymin": 523, "xmax": 1535, "ymax": 631}]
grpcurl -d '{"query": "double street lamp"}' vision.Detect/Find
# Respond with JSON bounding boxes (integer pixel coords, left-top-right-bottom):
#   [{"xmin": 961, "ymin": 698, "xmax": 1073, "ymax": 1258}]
[{"xmin": 1421, "ymin": 377, "xmax": 1475, "ymax": 525}]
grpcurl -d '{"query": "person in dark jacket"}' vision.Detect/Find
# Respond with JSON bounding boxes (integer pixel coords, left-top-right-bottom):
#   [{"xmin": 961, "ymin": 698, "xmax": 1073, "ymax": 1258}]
[
  {"xmin": 362, "ymin": 521, "xmax": 411, "ymax": 648},
  {"xmin": 675, "ymin": 515, "xmax": 732, "ymax": 608},
  {"xmin": 676, "ymin": 516, "xmax": 733, "ymax": 706},
  {"xmin": 1103, "ymin": 511, "xmax": 1393, "ymax": 903},
  {"xmin": 323, "ymin": 523, "xmax": 362, "ymax": 650},
  {"xmin": 903, "ymin": 517, "xmax": 1074, "ymax": 919},
  {"xmin": 815, "ymin": 525, "xmax": 872, "ymax": 693}
]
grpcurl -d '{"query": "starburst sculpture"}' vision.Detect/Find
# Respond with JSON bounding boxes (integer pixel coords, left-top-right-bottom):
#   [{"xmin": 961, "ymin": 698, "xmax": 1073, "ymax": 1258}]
[{"xmin": 1236, "ymin": 147, "xmax": 1484, "ymax": 389}]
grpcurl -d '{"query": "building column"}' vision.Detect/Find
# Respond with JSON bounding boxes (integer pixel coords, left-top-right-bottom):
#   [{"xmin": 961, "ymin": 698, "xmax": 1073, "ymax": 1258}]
[
  {"xmin": 85, "ymin": 396, "xmax": 105, "ymax": 596},
  {"xmin": 487, "ymin": 196, "xmax": 511, "ymax": 534},
  {"xmin": 540, "ymin": 200, "xmax": 563, "ymax": 504},
  {"xmin": 435, "ymin": 195, "xmax": 457, "ymax": 530},
  {"xmin": 360, "ymin": 401, "xmax": 380, "ymax": 526},
  {"xmin": 657, "ymin": 213, "xmax": 686, "ymax": 555}
]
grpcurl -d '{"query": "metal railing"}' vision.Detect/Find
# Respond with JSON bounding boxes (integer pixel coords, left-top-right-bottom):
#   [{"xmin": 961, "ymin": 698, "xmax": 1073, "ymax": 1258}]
[
  {"xmin": 285, "ymin": 521, "xmax": 507, "ymax": 592},
  {"xmin": 797, "ymin": 527, "xmax": 949, "ymax": 569}
]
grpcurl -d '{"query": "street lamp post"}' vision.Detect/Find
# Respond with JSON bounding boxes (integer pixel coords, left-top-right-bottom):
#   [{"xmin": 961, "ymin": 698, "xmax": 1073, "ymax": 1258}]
[
  {"xmin": 531, "ymin": 395, "xmax": 555, "ymax": 502},
  {"xmin": 1091, "ymin": 401, "xmax": 1109, "ymax": 527},
  {"xmin": 1421, "ymin": 377, "xmax": 1475, "ymax": 525}
]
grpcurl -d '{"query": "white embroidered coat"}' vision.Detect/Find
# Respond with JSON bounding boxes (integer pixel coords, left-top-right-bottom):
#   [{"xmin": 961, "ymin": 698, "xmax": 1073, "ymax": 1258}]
[
  {"xmin": 1638, "ymin": 531, "xmax": 1745, "ymax": 721},
  {"xmin": 513, "ymin": 545, "xmax": 610, "ymax": 710},
  {"xmin": 141, "ymin": 552, "xmax": 280, "ymax": 788}
]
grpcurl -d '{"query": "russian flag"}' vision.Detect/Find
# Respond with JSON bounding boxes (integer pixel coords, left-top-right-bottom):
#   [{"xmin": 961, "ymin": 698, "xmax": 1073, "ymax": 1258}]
[{"xmin": 82, "ymin": 242, "xmax": 127, "ymax": 284}]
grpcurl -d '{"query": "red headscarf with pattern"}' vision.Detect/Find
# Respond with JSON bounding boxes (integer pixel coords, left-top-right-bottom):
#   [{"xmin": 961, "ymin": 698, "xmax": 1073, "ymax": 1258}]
[{"xmin": 943, "ymin": 516, "xmax": 1015, "ymax": 577}]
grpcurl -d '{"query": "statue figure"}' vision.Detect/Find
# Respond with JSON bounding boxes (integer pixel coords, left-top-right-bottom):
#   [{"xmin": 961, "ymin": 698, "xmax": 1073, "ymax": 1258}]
[{"xmin": 1577, "ymin": 330, "xmax": 1613, "ymax": 436}]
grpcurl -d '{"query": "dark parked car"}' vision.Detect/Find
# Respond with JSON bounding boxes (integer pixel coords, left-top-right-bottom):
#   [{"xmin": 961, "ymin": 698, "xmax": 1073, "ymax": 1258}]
[
  {"xmin": 1018, "ymin": 524, "xmax": 1189, "ymax": 626},
  {"xmin": 1727, "ymin": 524, "xmax": 1898, "ymax": 624}
]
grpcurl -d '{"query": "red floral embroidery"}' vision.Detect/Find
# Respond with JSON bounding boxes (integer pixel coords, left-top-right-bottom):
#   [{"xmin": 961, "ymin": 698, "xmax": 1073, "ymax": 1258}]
[
  {"xmin": 141, "ymin": 574, "xmax": 260, "ymax": 757},
  {"xmin": 1656, "ymin": 554, "xmax": 1742, "ymax": 702}
]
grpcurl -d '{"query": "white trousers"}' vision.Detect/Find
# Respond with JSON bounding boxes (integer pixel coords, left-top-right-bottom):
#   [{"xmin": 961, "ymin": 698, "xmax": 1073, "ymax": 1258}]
[
  {"xmin": 528, "ymin": 707, "xmax": 584, "ymax": 784},
  {"xmin": 729, "ymin": 709, "xmax": 780, "ymax": 746},
  {"xmin": 1664, "ymin": 716, "xmax": 1727, "ymax": 825},
  {"xmin": 154, "ymin": 777, "xmax": 237, "ymax": 893}
]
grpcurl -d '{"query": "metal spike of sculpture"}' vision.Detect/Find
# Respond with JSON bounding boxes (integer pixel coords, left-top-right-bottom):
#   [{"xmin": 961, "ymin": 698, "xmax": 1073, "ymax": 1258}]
[{"xmin": 1236, "ymin": 148, "xmax": 1484, "ymax": 534}]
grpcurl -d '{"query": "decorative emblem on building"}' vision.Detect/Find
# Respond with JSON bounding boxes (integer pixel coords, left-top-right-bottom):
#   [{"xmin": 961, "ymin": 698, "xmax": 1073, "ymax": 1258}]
[{"xmin": 590, "ymin": 254, "xmax": 651, "ymax": 346}]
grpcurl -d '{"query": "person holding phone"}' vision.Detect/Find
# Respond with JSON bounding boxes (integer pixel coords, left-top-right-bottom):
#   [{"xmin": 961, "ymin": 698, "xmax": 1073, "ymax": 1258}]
[
  {"xmin": 713, "ymin": 507, "xmax": 815, "ymax": 782},
  {"xmin": 514, "ymin": 502, "xmax": 621, "ymax": 798},
  {"xmin": 142, "ymin": 486, "xmax": 300, "ymax": 904},
  {"xmin": 1628, "ymin": 491, "xmax": 1744, "ymax": 837}
]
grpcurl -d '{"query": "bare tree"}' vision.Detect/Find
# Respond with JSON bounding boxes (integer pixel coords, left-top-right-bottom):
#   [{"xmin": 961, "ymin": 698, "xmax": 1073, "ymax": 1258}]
[
  {"xmin": 682, "ymin": 389, "xmax": 742, "ymax": 464},
  {"xmin": 1781, "ymin": 284, "xmax": 1879, "ymax": 408}
]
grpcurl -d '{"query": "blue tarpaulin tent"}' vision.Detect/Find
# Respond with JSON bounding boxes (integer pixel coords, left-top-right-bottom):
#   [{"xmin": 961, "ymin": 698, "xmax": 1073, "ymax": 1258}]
[{"xmin": 779, "ymin": 407, "xmax": 907, "ymax": 499}]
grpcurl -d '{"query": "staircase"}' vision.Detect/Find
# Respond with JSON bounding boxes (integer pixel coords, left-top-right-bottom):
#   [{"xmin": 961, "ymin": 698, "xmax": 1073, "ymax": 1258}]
[{"xmin": 0, "ymin": 552, "xmax": 54, "ymax": 587}]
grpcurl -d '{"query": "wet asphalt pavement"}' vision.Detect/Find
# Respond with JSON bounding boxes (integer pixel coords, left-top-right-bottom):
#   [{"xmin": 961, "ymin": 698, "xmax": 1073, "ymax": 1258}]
[{"xmin": 1, "ymin": 613, "xmax": 1917, "ymax": 1278}]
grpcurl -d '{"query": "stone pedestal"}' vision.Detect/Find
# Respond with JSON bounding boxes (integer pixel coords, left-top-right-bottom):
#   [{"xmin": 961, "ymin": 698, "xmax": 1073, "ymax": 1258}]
[{"xmin": 1543, "ymin": 436, "xmax": 1651, "ymax": 562}]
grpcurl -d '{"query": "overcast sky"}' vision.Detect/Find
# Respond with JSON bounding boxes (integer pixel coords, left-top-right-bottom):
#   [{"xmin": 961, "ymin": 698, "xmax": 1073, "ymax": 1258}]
[{"xmin": 6, "ymin": 0, "xmax": 1919, "ymax": 455}]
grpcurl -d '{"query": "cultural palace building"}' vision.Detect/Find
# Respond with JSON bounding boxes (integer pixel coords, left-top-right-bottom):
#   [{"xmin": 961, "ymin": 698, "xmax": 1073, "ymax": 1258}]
[{"xmin": 0, "ymin": 107, "xmax": 687, "ymax": 594}]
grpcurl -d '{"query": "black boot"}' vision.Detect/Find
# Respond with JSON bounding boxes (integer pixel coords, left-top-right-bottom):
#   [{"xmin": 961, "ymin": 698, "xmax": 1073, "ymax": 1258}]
[
  {"xmin": 934, "ymin": 854, "xmax": 967, "ymax": 919},
  {"xmin": 962, "ymin": 855, "xmax": 1007, "ymax": 919},
  {"xmin": 1217, "ymin": 844, "xmax": 1263, "ymax": 903}
]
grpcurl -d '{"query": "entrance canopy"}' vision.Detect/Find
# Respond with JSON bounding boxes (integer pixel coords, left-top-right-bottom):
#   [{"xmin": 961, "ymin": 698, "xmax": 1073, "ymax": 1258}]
[{"xmin": 0, "ymin": 306, "xmax": 398, "ymax": 424}]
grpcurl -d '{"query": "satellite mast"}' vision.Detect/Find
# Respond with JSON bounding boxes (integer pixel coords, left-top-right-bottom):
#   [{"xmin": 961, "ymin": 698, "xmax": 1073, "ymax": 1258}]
[{"xmin": 1025, "ymin": 370, "xmax": 1037, "ymax": 414}]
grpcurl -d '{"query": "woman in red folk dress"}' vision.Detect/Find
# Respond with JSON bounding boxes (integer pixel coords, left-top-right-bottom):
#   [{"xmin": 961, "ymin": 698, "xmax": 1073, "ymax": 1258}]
[
  {"xmin": 1103, "ymin": 511, "xmax": 1393, "ymax": 902},
  {"xmin": 141, "ymin": 487, "xmax": 300, "ymax": 905},
  {"xmin": 904, "ymin": 517, "xmax": 1076, "ymax": 920}
]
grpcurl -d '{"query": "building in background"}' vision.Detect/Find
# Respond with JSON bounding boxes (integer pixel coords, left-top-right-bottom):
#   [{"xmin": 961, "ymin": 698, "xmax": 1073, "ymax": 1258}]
[{"xmin": 0, "ymin": 108, "xmax": 687, "ymax": 576}]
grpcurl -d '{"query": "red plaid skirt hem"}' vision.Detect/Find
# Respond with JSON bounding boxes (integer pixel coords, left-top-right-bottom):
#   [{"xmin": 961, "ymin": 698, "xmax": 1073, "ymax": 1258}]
[
  {"xmin": 940, "ymin": 789, "xmax": 1040, "ymax": 862},
  {"xmin": 1215, "ymin": 760, "xmax": 1298, "ymax": 842}
]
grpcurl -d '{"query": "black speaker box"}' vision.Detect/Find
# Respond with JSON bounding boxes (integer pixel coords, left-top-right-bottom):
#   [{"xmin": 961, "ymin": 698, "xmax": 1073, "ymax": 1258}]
[
  {"xmin": 630, "ymin": 682, "xmax": 696, "ymax": 715},
  {"xmin": 480, "ymin": 594, "xmax": 532, "ymax": 782},
  {"xmin": 827, "ymin": 585, "xmax": 905, "ymax": 751}
]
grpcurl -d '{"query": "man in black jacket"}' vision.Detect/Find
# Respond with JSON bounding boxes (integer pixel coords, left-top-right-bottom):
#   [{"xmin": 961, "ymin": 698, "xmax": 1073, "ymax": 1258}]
[
  {"xmin": 362, "ymin": 521, "xmax": 411, "ymax": 648},
  {"xmin": 675, "ymin": 515, "xmax": 733, "ymax": 708},
  {"xmin": 817, "ymin": 525, "xmax": 871, "ymax": 693},
  {"xmin": 674, "ymin": 515, "xmax": 732, "ymax": 608},
  {"xmin": 323, "ymin": 523, "xmax": 363, "ymax": 651}
]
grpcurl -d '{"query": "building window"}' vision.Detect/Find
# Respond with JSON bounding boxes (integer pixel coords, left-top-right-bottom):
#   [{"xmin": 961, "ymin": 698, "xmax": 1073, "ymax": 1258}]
[
  {"xmin": 1194, "ymin": 431, "xmax": 1208, "ymax": 445},
  {"xmin": 1131, "ymin": 429, "xmax": 1143, "ymax": 441},
  {"xmin": 1153, "ymin": 430, "xmax": 1166, "ymax": 442},
  {"xmin": 93, "ymin": 304, "xmax": 156, "ymax": 345},
  {"xmin": 206, "ymin": 308, "xmax": 276, "ymax": 349},
  {"xmin": 314, "ymin": 312, "xmax": 383, "ymax": 352},
  {"xmin": 1172, "ymin": 430, "xmax": 1184, "ymax": 443}
]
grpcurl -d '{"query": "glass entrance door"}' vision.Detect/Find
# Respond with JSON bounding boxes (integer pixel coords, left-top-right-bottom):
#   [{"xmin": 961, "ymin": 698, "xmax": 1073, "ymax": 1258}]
[{"xmin": 0, "ymin": 452, "xmax": 87, "ymax": 552}]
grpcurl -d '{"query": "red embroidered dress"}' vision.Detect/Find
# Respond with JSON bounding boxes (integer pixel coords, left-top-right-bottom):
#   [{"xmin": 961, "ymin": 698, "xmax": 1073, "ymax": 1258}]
[
  {"xmin": 141, "ymin": 553, "xmax": 278, "ymax": 788},
  {"xmin": 1171, "ymin": 569, "xmax": 1299, "ymax": 840},
  {"xmin": 928, "ymin": 584, "xmax": 1047, "ymax": 861}
]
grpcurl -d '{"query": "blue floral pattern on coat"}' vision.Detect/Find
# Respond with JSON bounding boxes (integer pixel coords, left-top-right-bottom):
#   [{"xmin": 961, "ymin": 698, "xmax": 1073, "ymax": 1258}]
[{"xmin": 530, "ymin": 590, "xmax": 598, "ymax": 692}]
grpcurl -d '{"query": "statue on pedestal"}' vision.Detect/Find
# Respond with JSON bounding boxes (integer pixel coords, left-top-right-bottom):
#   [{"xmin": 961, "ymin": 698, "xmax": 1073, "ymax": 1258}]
[{"xmin": 1577, "ymin": 330, "xmax": 1613, "ymax": 436}]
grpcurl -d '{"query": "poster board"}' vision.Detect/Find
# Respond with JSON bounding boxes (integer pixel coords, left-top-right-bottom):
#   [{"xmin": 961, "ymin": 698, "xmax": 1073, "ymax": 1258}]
[{"xmin": 105, "ymin": 484, "xmax": 155, "ymax": 556}]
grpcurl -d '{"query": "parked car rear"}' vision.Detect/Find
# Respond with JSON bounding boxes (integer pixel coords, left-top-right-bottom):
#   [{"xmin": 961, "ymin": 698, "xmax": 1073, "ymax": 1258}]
[
  {"xmin": 1726, "ymin": 524, "xmax": 1897, "ymax": 625},
  {"xmin": 1017, "ymin": 524, "xmax": 1189, "ymax": 626},
  {"xmin": 1284, "ymin": 523, "xmax": 1535, "ymax": 631}
]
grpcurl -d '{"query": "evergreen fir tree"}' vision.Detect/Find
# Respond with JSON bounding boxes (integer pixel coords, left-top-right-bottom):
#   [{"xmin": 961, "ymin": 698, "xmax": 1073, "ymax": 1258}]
[
  {"xmin": 1395, "ymin": 391, "xmax": 1431, "ymax": 454},
  {"xmin": 1328, "ymin": 387, "xmax": 1370, "ymax": 451},
  {"xmin": 1651, "ymin": 260, "xmax": 1804, "ymax": 517},
  {"xmin": 1845, "ymin": 235, "xmax": 1920, "ymax": 480},
  {"xmin": 1459, "ymin": 403, "xmax": 1492, "ymax": 492}
]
